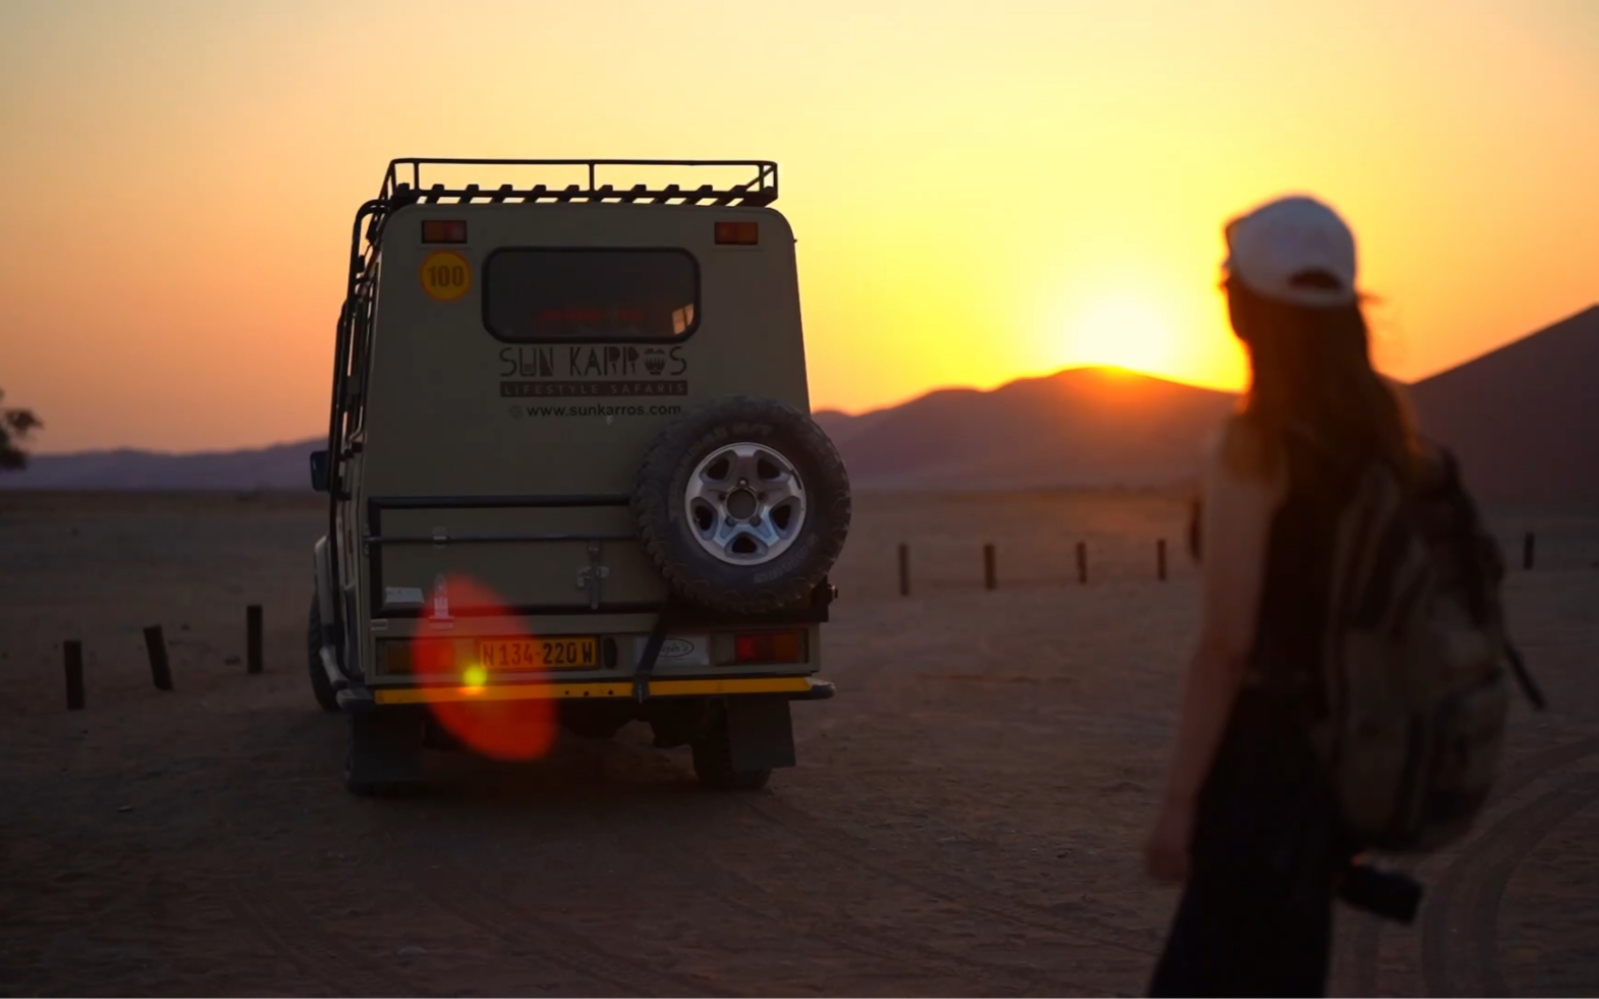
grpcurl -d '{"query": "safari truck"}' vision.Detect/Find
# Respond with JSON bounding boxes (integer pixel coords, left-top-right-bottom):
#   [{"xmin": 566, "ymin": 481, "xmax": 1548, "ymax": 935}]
[{"xmin": 307, "ymin": 158, "xmax": 850, "ymax": 796}]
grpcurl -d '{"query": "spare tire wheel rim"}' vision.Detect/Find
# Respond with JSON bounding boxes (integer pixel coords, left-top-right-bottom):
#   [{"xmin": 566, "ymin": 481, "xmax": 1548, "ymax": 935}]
[{"xmin": 685, "ymin": 442, "xmax": 808, "ymax": 565}]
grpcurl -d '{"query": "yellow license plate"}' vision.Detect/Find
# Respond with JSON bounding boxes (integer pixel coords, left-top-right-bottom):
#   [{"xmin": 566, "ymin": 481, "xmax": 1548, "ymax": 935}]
[{"xmin": 476, "ymin": 637, "xmax": 599, "ymax": 670}]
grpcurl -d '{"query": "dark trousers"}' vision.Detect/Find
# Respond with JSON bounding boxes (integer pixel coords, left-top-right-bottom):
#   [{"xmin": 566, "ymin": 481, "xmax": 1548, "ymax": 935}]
[{"xmin": 1148, "ymin": 691, "xmax": 1347, "ymax": 997}]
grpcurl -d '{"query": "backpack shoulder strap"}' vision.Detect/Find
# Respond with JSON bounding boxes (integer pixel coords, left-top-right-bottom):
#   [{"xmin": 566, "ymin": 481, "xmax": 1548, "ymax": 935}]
[{"xmin": 1413, "ymin": 440, "xmax": 1547, "ymax": 712}]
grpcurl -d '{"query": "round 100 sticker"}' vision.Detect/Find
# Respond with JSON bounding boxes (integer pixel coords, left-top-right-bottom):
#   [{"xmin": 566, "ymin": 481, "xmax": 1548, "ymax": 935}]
[{"xmin": 420, "ymin": 251, "xmax": 472, "ymax": 302}]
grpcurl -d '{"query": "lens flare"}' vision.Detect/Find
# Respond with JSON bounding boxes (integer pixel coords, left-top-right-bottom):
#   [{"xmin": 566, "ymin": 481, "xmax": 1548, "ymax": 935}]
[{"xmin": 410, "ymin": 573, "xmax": 559, "ymax": 761}]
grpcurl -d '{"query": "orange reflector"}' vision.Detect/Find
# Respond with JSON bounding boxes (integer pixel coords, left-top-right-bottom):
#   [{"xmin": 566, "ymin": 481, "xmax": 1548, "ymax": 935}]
[
  {"xmin": 733, "ymin": 631, "xmax": 805, "ymax": 664},
  {"xmin": 422, "ymin": 219, "xmax": 468, "ymax": 243},
  {"xmin": 715, "ymin": 220, "xmax": 759, "ymax": 245}
]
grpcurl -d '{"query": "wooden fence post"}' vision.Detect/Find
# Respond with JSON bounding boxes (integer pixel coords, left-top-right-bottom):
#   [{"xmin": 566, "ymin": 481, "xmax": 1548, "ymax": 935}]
[
  {"xmin": 64, "ymin": 641, "xmax": 85, "ymax": 711},
  {"xmin": 144, "ymin": 625, "xmax": 172, "ymax": 691},
  {"xmin": 983, "ymin": 543, "xmax": 997, "ymax": 591},
  {"xmin": 246, "ymin": 604, "xmax": 263, "ymax": 674}
]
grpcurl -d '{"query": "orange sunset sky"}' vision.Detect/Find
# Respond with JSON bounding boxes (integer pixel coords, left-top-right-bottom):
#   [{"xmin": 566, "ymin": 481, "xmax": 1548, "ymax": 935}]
[{"xmin": 2, "ymin": 0, "xmax": 1596, "ymax": 454}]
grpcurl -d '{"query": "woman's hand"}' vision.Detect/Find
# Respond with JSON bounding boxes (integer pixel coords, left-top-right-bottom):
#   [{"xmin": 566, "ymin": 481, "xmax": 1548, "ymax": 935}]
[{"xmin": 1144, "ymin": 799, "xmax": 1195, "ymax": 884}]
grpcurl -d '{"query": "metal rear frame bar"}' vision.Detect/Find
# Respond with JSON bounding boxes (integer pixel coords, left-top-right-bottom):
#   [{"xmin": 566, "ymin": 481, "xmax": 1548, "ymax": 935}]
[
  {"xmin": 365, "ymin": 494, "xmax": 635, "ymax": 617},
  {"xmin": 360, "ymin": 491, "xmax": 831, "ymax": 624}
]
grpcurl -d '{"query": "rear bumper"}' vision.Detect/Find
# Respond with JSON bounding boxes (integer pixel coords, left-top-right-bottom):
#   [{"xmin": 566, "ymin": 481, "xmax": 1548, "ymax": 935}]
[{"xmin": 337, "ymin": 675, "xmax": 834, "ymax": 710}]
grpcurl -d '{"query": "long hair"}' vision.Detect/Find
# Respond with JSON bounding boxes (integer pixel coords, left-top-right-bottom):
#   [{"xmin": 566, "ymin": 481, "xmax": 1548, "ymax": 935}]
[{"xmin": 1225, "ymin": 272, "xmax": 1417, "ymax": 481}]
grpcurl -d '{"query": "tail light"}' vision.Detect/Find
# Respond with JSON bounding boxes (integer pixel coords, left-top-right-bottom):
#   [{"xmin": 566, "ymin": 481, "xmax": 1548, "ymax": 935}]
[
  {"xmin": 731, "ymin": 631, "xmax": 806, "ymax": 665},
  {"xmin": 421, "ymin": 219, "xmax": 468, "ymax": 243},
  {"xmin": 714, "ymin": 220, "xmax": 759, "ymax": 245}
]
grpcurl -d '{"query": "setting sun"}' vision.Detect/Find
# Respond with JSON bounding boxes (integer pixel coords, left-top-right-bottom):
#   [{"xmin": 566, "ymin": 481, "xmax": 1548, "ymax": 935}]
[{"xmin": 1065, "ymin": 295, "xmax": 1179, "ymax": 375}]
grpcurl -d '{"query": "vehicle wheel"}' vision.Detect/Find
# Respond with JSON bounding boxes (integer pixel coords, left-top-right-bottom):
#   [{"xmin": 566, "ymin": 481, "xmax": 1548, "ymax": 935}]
[
  {"xmin": 634, "ymin": 397, "xmax": 851, "ymax": 615},
  {"xmin": 307, "ymin": 594, "xmax": 339, "ymax": 714},
  {"xmin": 343, "ymin": 740, "xmax": 385, "ymax": 797},
  {"xmin": 691, "ymin": 712, "xmax": 772, "ymax": 791},
  {"xmin": 342, "ymin": 750, "xmax": 408, "ymax": 797},
  {"xmin": 343, "ymin": 713, "xmax": 423, "ymax": 797}
]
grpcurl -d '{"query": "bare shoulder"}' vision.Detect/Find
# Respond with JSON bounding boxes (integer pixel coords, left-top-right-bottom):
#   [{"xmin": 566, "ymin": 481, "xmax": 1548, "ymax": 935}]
[{"xmin": 1207, "ymin": 413, "xmax": 1278, "ymax": 484}]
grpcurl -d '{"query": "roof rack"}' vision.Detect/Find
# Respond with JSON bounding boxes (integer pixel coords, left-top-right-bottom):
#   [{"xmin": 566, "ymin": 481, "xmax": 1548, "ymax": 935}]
[{"xmin": 378, "ymin": 158, "xmax": 779, "ymax": 208}]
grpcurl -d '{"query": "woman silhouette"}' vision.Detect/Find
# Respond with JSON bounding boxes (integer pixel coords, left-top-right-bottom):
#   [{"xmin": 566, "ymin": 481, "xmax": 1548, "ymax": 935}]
[{"xmin": 1145, "ymin": 195, "xmax": 1420, "ymax": 996}]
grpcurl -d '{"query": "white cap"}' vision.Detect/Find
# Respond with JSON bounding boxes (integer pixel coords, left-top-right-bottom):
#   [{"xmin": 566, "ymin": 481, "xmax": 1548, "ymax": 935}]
[{"xmin": 1223, "ymin": 195, "xmax": 1358, "ymax": 308}]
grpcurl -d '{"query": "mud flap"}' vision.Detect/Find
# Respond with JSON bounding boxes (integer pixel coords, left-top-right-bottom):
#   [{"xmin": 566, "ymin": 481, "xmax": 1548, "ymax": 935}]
[
  {"xmin": 346, "ymin": 710, "xmax": 424, "ymax": 789},
  {"xmin": 725, "ymin": 697, "xmax": 797, "ymax": 772},
  {"xmin": 1505, "ymin": 641, "xmax": 1546, "ymax": 711},
  {"xmin": 633, "ymin": 600, "xmax": 684, "ymax": 703}
]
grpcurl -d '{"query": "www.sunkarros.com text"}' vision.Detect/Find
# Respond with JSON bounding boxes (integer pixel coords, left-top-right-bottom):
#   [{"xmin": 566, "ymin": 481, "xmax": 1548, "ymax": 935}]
[{"xmin": 512, "ymin": 403, "xmax": 684, "ymax": 419}]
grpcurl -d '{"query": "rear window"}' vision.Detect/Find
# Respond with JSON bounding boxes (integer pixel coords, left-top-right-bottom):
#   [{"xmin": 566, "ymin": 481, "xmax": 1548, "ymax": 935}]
[{"xmin": 484, "ymin": 249, "xmax": 699, "ymax": 341}]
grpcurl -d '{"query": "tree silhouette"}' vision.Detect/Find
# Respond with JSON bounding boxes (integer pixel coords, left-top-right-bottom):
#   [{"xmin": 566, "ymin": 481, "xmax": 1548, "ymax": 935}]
[{"xmin": 0, "ymin": 390, "xmax": 42, "ymax": 470}]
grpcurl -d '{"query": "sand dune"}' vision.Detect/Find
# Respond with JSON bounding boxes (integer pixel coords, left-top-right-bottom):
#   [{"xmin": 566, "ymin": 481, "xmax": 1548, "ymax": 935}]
[{"xmin": 1408, "ymin": 305, "xmax": 1599, "ymax": 501}]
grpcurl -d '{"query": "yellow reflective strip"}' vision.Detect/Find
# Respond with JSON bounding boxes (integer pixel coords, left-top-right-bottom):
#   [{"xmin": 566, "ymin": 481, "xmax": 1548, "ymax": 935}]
[
  {"xmin": 371, "ymin": 675, "xmax": 812, "ymax": 705},
  {"xmin": 647, "ymin": 677, "xmax": 812, "ymax": 697},
  {"xmin": 374, "ymin": 683, "xmax": 631, "ymax": 704}
]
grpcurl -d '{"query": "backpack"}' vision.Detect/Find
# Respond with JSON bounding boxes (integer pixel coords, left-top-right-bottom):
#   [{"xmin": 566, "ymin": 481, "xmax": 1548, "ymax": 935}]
[{"xmin": 1311, "ymin": 440, "xmax": 1544, "ymax": 853}]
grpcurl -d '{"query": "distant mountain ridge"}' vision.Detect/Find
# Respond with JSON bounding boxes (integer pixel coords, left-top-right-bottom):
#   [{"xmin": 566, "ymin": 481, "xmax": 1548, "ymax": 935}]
[
  {"xmin": 1, "ymin": 439, "xmax": 318, "ymax": 492},
  {"xmin": 814, "ymin": 367, "xmax": 1237, "ymax": 491},
  {"xmin": 5, "ymin": 305, "xmax": 1596, "ymax": 501}
]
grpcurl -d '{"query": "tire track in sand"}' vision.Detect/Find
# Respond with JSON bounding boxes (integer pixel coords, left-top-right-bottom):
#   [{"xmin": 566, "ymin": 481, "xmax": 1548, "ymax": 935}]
[
  {"xmin": 739, "ymin": 795, "xmax": 1160, "ymax": 959},
  {"xmin": 1342, "ymin": 735, "xmax": 1599, "ymax": 997},
  {"xmin": 624, "ymin": 810, "xmax": 1066, "ymax": 995},
  {"xmin": 214, "ymin": 715, "xmax": 719, "ymax": 998},
  {"xmin": 226, "ymin": 873, "xmax": 422, "ymax": 997},
  {"xmin": 404, "ymin": 856, "xmax": 733, "ymax": 999},
  {"xmin": 204, "ymin": 714, "xmax": 427, "ymax": 997},
  {"xmin": 1419, "ymin": 770, "xmax": 1599, "ymax": 998}
]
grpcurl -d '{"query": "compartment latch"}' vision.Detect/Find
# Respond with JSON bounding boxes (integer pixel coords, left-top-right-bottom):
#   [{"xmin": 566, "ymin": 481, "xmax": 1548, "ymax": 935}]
[{"xmin": 576, "ymin": 542, "xmax": 610, "ymax": 610}]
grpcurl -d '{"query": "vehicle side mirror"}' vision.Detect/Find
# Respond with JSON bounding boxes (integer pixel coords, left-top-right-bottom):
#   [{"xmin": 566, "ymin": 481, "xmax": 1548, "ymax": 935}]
[{"xmin": 309, "ymin": 449, "xmax": 330, "ymax": 493}]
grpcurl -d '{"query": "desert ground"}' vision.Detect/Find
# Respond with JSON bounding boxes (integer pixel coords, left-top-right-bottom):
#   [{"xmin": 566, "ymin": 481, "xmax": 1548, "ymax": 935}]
[{"xmin": 1, "ymin": 489, "xmax": 1596, "ymax": 997}]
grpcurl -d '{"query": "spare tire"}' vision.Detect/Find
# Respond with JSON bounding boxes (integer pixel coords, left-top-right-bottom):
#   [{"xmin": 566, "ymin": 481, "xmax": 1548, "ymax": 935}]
[{"xmin": 633, "ymin": 397, "xmax": 851, "ymax": 615}]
